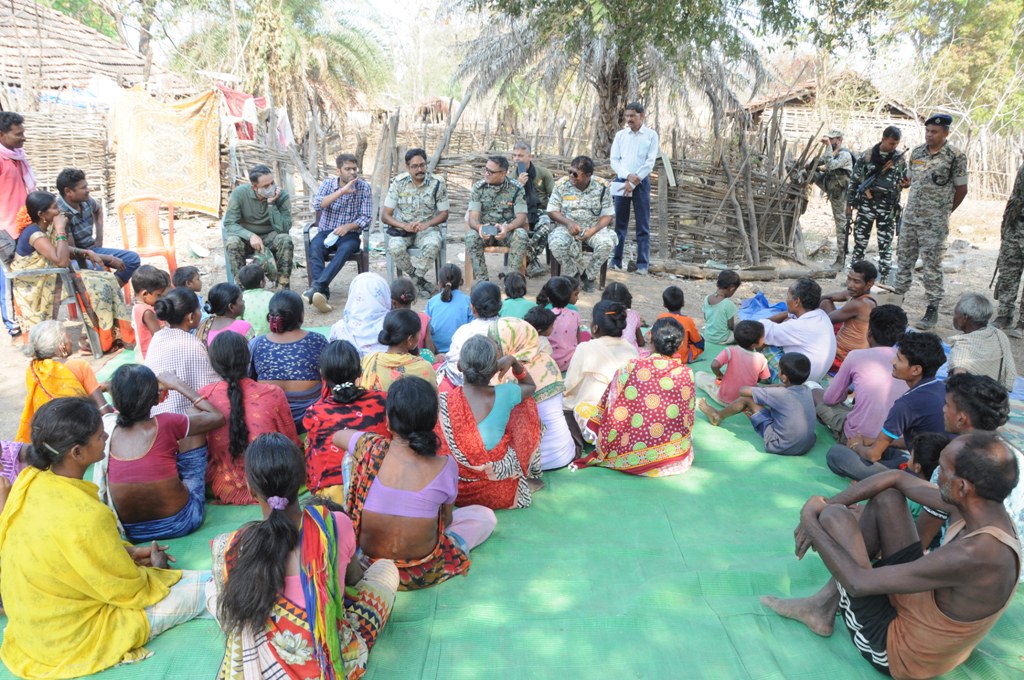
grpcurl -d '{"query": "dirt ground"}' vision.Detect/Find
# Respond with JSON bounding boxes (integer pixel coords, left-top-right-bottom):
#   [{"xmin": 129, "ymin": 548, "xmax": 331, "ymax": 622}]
[{"xmin": 0, "ymin": 192, "xmax": 1014, "ymax": 438}]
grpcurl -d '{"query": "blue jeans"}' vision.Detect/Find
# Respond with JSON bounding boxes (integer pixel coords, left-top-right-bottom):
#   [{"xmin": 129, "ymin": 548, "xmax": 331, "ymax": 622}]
[
  {"xmin": 612, "ymin": 176, "xmax": 651, "ymax": 268},
  {"xmin": 309, "ymin": 230, "xmax": 361, "ymax": 296},
  {"xmin": 86, "ymin": 246, "xmax": 141, "ymax": 286},
  {"xmin": 0, "ymin": 267, "xmax": 18, "ymax": 334}
]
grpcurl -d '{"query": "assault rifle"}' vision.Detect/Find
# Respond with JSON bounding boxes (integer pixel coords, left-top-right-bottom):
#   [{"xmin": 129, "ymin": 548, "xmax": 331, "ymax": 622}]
[{"xmin": 854, "ymin": 148, "xmax": 906, "ymax": 201}]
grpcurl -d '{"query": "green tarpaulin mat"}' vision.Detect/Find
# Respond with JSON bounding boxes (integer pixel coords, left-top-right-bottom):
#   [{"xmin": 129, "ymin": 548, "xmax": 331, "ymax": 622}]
[{"xmin": 1, "ymin": 338, "xmax": 1021, "ymax": 679}]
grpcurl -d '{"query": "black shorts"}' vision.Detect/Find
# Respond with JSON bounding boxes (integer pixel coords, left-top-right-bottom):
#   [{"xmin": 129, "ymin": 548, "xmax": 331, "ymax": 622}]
[{"xmin": 835, "ymin": 542, "xmax": 924, "ymax": 676}]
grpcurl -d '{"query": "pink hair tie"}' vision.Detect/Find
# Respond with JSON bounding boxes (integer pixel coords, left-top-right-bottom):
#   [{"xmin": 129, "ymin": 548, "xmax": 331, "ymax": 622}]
[{"xmin": 267, "ymin": 496, "xmax": 289, "ymax": 511}]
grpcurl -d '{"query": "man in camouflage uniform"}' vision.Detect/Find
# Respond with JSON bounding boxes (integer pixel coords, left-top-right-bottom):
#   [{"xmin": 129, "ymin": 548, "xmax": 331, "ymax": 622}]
[
  {"xmin": 814, "ymin": 129, "xmax": 856, "ymax": 269},
  {"xmin": 893, "ymin": 113, "xmax": 968, "ymax": 330},
  {"xmin": 510, "ymin": 141, "xmax": 556, "ymax": 277},
  {"xmin": 382, "ymin": 148, "xmax": 450, "ymax": 297},
  {"xmin": 465, "ymin": 155, "xmax": 529, "ymax": 281},
  {"xmin": 848, "ymin": 126, "xmax": 907, "ymax": 281},
  {"xmin": 547, "ymin": 155, "xmax": 617, "ymax": 292},
  {"xmin": 992, "ymin": 162, "xmax": 1024, "ymax": 336}
]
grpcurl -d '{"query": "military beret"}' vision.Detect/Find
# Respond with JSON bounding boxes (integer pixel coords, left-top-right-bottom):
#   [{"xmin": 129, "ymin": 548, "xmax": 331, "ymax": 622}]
[
  {"xmin": 924, "ymin": 113, "xmax": 953, "ymax": 128},
  {"xmin": 827, "ymin": 129, "xmax": 843, "ymax": 138}
]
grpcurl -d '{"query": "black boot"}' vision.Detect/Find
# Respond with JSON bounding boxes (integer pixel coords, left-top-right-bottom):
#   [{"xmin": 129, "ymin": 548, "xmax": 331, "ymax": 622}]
[{"xmin": 916, "ymin": 304, "xmax": 939, "ymax": 331}]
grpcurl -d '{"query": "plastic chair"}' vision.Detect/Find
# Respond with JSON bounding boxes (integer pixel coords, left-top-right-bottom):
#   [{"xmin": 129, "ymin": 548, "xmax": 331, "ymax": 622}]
[
  {"xmin": 548, "ymin": 244, "xmax": 609, "ymax": 289},
  {"xmin": 118, "ymin": 197, "xmax": 177, "ymax": 274},
  {"xmin": 386, "ymin": 223, "xmax": 448, "ymax": 283},
  {"xmin": 2, "ymin": 259, "xmax": 104, "ymax": 356},
  {"xmin": 303, "ymin": 211, "xmax": 370, "ymax": 289}
]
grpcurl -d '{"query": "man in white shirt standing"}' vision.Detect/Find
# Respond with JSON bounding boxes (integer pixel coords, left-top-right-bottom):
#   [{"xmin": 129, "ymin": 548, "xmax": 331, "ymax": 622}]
[
  {"xmin": 759, "ymin": 278, "xmax": 837, "ymax": 383},
  {"xmin": 609, "ymin": 102, "xmax": 659, "ymax": 275}
]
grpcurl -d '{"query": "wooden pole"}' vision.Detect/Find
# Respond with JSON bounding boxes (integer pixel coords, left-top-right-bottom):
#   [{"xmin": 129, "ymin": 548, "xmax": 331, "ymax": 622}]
[{"xmin": 428, "ymin": 94, "xmax": 472, "ymax": 173}]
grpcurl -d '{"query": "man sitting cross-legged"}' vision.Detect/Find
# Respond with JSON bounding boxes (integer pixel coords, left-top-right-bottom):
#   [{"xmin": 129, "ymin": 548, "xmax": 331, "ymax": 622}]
[
  {"xmin": 819, "ymin": 260, "xmax": 877, "ymax": 372},
  {"xmin": 762, "ymin": 431, "xmax": 1020, "ymax": 680}
]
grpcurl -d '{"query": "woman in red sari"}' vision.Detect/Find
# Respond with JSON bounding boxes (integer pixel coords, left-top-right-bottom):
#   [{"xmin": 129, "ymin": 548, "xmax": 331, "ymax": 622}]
[
  {"xmin": 435, "ymin": 335, "xmax": 543, "ymax": 509},
  {"xmin": 574, "ymin": 317, "xmax": 696, "ymax": 477},
  {"xmin": 199, "ymin": 331, "xmax": 298, "ymax": 504}
]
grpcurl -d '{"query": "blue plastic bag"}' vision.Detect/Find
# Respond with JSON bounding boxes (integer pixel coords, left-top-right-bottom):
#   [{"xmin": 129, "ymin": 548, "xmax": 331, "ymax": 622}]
[{"xmin": 737, "ymin": 291, "xmax": 788, "ymax": 321}]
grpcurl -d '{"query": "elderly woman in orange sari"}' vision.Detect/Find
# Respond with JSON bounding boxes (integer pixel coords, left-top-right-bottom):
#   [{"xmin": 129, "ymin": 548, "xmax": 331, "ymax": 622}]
[
  {"xmin": 435, "ymin": 335, "xmax": 543, "ymax": 509},
  {"xmin": 359, "ymin": 309, "xmax": 435, "ymax": 392},
  {"xmin": 16, "ymin": 319, "xmax": 111, "ymax": 443},
  {"xmin": 574, "ymin": 317, "xmax": 697, "ymax": 477}
]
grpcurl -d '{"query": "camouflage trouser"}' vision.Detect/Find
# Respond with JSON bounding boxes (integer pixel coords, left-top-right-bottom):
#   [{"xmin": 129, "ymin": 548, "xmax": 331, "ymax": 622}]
[
  {"xmin": 526, "ymin": 215, "xmax": 553, "ymax": 267},
  {"xmin": 225, "ymin": 232, "xmax": 293, "ymax": 284},
  {"xmin": 387, "ymin": 226, "xmax": 444, "ymax": 280},
  {"xmin": 547, "ymin": 226, "xmax": 618, "ymax": 280},
  {"xmin": 464, "ymin": 228, "xmax": 530, "ymax": 281},
  {"xmin": 851, "ymin": 203, "xmax": 897, "ymax": 277},
  {"xmin": 829, "ymin": 189, "xmax": 849, "ymax": 256},
  {"xmin": 893, "ymin": 219, "xmax": 948, "ymax": 306},
  {"xmin": 994, "ymin": 224, "xmax": 1024, "ymax": 321}
]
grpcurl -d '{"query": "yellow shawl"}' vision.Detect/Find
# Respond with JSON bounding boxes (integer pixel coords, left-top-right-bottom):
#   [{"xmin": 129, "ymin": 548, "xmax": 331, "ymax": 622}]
[
  {"xmin": 359, "ymin": 350, "xmax": 436, "ymax": 392},
  {"xmin": 0, "ymin": 467, "xmax": 181, "ymax": 679},
  {"xmin": 15, "ymin": 359, "xmax": 87, "ymax": 443}
]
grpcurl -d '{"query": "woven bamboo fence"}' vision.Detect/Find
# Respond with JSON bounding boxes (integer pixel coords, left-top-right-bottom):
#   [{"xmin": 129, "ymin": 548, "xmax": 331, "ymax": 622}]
[{"xmin": 21, "ymin": 111, "xmax": 114, "ymax": 208}]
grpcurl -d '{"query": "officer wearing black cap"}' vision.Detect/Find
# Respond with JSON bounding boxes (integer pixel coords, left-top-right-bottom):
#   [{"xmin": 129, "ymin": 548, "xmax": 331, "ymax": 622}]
[{"xmin": 892, "ymin": 112, "xmax": 968, "ymax": 330}]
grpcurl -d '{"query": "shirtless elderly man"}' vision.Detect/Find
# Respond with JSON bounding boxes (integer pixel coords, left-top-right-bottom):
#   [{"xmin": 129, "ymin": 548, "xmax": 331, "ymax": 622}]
[{"xmin": 762, "ymin": 431, "xmax": 1020, "ymax": 680}]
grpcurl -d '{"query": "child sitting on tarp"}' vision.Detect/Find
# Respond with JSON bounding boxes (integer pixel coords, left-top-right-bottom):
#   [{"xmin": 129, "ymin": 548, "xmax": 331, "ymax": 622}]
[
  {"xmin": 695, "ymin": 320, "xmax": 770, "ymax": 405},
  {"xmin": 698, "ymin": 351, "xmax": 817, "ymax": 456},
  {"xmin": 702, "ymin": 269, "xmax": 740, "ymax": 344}
]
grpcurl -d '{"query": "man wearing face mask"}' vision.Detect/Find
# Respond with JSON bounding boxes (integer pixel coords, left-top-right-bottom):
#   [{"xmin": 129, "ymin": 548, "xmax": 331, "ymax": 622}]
[{"xmin": 223, "ymin": 164, "xmax": 293, "ymax": 289}]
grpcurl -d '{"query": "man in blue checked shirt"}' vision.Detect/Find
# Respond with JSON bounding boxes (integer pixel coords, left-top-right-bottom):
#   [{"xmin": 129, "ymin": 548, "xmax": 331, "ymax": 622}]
[
  {"xmin": 609, "ymin": 101, "xmax": 660, "ymax": 275},
  {"xmin": 304, "ymin": 153, "xmax": 372, "ymax": 313}
]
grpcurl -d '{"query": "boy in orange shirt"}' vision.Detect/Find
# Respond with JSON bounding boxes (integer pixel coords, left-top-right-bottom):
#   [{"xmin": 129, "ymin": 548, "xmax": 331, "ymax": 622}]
[{"xmin": 657, "ymin": 285, "xmax": 704, "ymax": 362}]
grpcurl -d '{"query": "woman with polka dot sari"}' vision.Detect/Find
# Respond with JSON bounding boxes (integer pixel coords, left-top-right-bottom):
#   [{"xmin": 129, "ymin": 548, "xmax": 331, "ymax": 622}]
[{"xmin": 574, "ymin": 317, "xmax": 696, "ymax": 477}]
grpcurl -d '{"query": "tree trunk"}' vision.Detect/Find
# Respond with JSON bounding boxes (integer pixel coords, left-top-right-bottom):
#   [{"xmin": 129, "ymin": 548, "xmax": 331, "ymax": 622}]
[
  {"xmin": 137, "ymin": 0, "xmax": 157, "ymax": 82},
  {"xmin": 592, "ymin": 57, "xmax": 629, "ymax": 158}
]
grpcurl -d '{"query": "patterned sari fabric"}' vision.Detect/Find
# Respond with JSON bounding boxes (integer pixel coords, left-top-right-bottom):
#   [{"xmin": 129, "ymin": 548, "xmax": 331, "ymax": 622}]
[
  {"xmin": 435, "ymin": 388, "xmax": 543, "ymax": 509},
  {"xmin": 16, "ymin": 359, "xmax": 88, "ymax": 443},
  {"xmin": 347, "ymin": 433, "xmax": 471, "ymax": 590},
  {"xmin": 577, "ymin": 354, "xmax": 696, "ymax": 477},
  {"xmin": 488, "ymin": 317, "xmax": 564, "ymax": 404},
  {"xmin": 11, "ymin": 225, "xmax": 129, "ymax": 334},
  {"xmin": 213, "ymin": 506, "xmax": 396, "ymax": 680},
  {"xmin": 359, "ymin": 351, "xmax": 436, "ymax": 392},
  {"xmin": 303, "ymin": 390, "xmax": 390, "ymax": 498}
]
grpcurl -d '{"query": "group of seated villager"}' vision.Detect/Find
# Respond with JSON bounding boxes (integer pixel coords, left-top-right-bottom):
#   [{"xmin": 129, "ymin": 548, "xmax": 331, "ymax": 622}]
[{"xmin": 1, "ymin": 123, "xmax": 1022, "ymax": 680}]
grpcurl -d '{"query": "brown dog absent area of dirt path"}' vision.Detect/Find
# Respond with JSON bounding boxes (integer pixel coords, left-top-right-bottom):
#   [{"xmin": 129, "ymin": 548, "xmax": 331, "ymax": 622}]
[{"xmin": 0, "ymin": 193, "xmax": 1016, "ymax": 440}]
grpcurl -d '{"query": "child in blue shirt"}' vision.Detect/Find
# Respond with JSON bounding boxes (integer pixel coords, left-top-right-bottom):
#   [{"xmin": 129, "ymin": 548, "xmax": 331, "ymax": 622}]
[{"xmin": 426, "ymin": 263, "xmax": 473, "ymax": 354}]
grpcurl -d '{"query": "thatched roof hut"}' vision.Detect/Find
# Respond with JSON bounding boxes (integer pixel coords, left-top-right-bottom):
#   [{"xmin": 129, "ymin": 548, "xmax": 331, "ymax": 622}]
[
  {"xmin": 743, "ymin": 72, "xmax": 924, "ymax": 152},
  {"xmin": 0, "ymin": 0, "xmax": 190, "ymax": 97}
]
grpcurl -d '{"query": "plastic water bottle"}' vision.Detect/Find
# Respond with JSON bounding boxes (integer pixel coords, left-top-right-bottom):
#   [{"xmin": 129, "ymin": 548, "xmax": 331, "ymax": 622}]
[{"xmin": 324, "ymin": 231, "xmax": 339, "ymax": 248}]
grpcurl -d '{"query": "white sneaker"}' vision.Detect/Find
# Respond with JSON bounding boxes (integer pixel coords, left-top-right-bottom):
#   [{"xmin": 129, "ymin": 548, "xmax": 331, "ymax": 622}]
[{"xmin": 311, "ymin": 292, "xmax": 332, "ymax": 314}]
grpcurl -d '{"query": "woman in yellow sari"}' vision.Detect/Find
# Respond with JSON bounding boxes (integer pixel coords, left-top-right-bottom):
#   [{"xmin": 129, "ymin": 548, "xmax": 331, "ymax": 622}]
[
  {"xmin": 16, "ymin": 319, "xmax": 111, "ymax": 443},
  {"xmin": 10, "ymin": 192, "xmax": 129, "ymax": 351},
  {"xmin": 359, "ymin": 309, "xmax": 435, "ymax": 392},
  {"xmin": 0, "ymin": 398, "xmax": 211, "ymax": 679}
]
